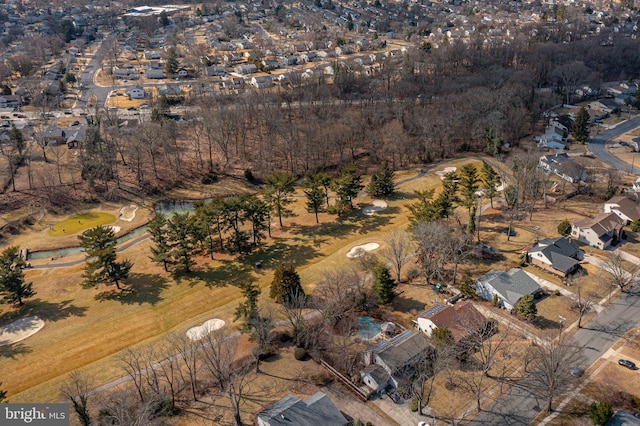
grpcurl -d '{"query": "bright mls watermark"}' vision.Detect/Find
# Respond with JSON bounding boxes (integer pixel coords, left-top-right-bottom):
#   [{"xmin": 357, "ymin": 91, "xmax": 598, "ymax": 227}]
[{"xmin": 1, "ymin": 404, "xmax": 68, "ymax": 425}]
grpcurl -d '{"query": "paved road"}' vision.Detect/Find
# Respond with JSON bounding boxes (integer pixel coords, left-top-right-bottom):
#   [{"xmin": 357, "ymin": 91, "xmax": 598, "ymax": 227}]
[
  {"xmin": 588, "ymin": 117, "xmax": 640, "ymax": 176},
  {"xmin": 469, "ymin": 284, "xmax": 640, "ymax": 425}
]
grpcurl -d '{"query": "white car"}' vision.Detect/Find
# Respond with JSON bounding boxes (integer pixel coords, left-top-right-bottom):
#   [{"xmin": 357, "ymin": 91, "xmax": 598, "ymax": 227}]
[{"xmin": 418, "ymin": 422, "xmax": 431, "ymax": 426}]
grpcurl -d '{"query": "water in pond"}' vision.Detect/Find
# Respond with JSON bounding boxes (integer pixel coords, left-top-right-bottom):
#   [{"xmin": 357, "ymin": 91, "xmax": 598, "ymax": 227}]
[
  {"xmin": 358, "ymin": 316, "xmax": 381, "ymax": 340},
  {"xmin": 28, "ymin": 200, "xmax": 198, "ymax": 260}
]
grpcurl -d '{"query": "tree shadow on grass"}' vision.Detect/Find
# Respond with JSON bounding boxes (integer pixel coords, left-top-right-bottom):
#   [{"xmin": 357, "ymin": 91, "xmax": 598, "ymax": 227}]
[
  {"xmin": 289, "ymin": 220, "xmax": 359, "ymax": 241},
  {"xmin": 392, "ymin": 293, "xmax": 426, "ymax": 313},
  {"xmin": 388, "ymin": 191, "xmax": 417, "ymax": 201},
  {"xmin": 188, "ymin": 260, "xmax": 254, "ymax": 289},
  {"xmin": 0, "ymin": 342, "xmax": 32, "ymax": 359},
  {"xmin": 245, "ymin": 242, "xmax": 321, "ymax": 269},
  {"xmin": 0, "ymin": 299, "xmax": 87, "ymax": 325},
  {"xmin": 95, "ymin": 273, "xmax": 169, "ymax": 305}
]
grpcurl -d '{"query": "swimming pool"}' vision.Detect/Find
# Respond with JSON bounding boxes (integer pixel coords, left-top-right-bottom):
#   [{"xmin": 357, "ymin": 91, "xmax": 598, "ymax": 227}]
[{"xmin": 358, "ymin": 316, "xmax": 381, "ymax": 339}]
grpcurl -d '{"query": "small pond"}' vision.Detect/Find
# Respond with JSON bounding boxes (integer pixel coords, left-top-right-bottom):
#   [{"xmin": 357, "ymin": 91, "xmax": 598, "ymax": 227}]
[{"xmin": 27, "ymin": 200, "xmax": 200, "ymax": 260}]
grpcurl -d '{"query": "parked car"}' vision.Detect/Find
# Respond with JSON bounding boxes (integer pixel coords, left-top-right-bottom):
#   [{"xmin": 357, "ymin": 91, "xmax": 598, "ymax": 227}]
[
  {"xmin": 16, "ymin": 114, "xmax": 25, "ymax": 118},
  {"xmin": 571, "ymin": 367, "xmax": 584, "ymax": 377},
  {"xmin": 127, "ymin": 106, "xmax": 137, "ymax": 111},
  {"xmin": 618, "ymin": 359, "xmax": 636, "ymax": 369},
  {"xmin": 64, "ymin": 110, "xmax": 72, "ymax": 115},
  {"xmin": 70, "ymin": 120, "xmax": 80, "ymax": 126},
  {"xmin": 0, "ymin": 115, "xmax": 9, "ymax": 119}
]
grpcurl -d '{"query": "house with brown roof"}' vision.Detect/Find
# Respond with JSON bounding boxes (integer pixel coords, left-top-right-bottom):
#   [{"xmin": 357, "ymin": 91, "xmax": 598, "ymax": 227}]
[
  {"xmin": 571, "ymin": 212, "xmax": 625, "ymax": 249},
  {"xmin": 413, "ymin": 301, "xmax": 486, "ymax": 343},
  {"xmin": 604, "ymin": 196, "xmax": 640, "ymax": 224}
]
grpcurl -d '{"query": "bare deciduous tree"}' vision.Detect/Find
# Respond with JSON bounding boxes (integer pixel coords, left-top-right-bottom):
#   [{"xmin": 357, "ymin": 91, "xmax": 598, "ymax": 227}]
[
  {"xmin": 524, "ymin": 334, "xmax": 583, "ymax": 412},
  {"xmin": 600, "ymin": 251, "xmax": 640, "ymax": 294},
  {"xmin": 379, "ymin": 229, "xmax": 414, "ymax": 284},
  {"xmin": 59, "ymin": 371, "xmax": 94, "ymax": 426},
  {"xmin": 166, "ymin": 332, "xmax": 201, "ymax": 402}
]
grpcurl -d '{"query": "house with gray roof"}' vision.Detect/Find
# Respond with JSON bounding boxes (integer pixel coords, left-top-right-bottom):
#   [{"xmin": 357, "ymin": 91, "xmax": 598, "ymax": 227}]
[
  {"xmin": 571, "ymin": 212, "xmax": 624, "ymax": 249},
  {"xmin": 360, "ymin": 330, "xmax": 432, "ymax": 392},
  {"xmin": 475, "ymin": 268, "xmax": 541, "ymax": 310},
  {"xmin": 255, "ymin": 392, "xmax": 347, "ymax": 426},
  {"xmin": 526, "ymin": 237, "xmax": 581, "ymax": 277}
]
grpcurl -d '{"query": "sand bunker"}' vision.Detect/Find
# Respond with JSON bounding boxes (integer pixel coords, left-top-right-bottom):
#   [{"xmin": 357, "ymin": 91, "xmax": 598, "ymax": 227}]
[
  {"xmin": 347, "ymin": 243, "xmax": 380, "ymax": 258},
  {"xmin": 119, "ymin": 204, "xmax": 139, "ymax": 222},
  {"xmin": 362, "ymin": 200, "xmax": 388, "ymax": 216},
  {"xmin": 186, "ymin": 319, "xmax": 225, "ymax": 341},
  {"xmin": 107, "ymin": 225, "xmax": 121, "ymax": 234},
  {"xmin": 434, "ymin": 166, "xmax": 457, "ymax": 179},
  {"xmin": 0, "ymin": 316, "xmax": 45, "ymax": 346}
]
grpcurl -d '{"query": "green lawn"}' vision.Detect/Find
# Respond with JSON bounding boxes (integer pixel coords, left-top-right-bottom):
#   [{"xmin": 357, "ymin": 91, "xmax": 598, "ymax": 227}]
[{"xmin": 48, "ymin": 213, "xmax": 116, "ymax": 237}]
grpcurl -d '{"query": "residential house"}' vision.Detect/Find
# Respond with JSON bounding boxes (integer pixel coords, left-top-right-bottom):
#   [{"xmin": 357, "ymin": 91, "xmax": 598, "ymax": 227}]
[
  {"xmin": 475, "ymin": 268, "xmax": 542, "ymax": 310},
  {"xmin": 413, "ymin": 301, "xmax": 486, "ymax": 343},
  {"xmin": 251, "ymin": 75, "xmax": 273, "ymax": 89},
  {"xmin": 255, "ymin": 392, "xmax": 348, "ymax": 426},
  {"xmin": 539, "ymin": 153, "xmax": 587, "ymax": 183},
  {"xmin": 205, "ymin": 65, "xmax": 227, "ymax": 77},
  {"xmin": 571, "ymin": 212, "xmax": 625, "ymax": 249},
  {"xmin": 112, "ymin": 67, "xmax": 140, "ymax": 80},
  {"xmin": 143, "ymin": 50, "xmax": 162, "ymax": 60},
  {"xmin": 526, "ymin": 237, "xmax": 581, "ymax": 277},
  {"xmin": 0, "ymin": 95, "xmax": 21, "ymax": 108},
  {"xmin": 360, "ymin": 330, "xmax": 432, "ymax": 392},
  {"xmin": 605, "ymin": 410, "xmax": 640, "ymax": 426},
  {"xmin": 587, "ymin": 99, "xmax": 619, "ymax": 114},
  {"xmin": 281, "ymin": 55, "xmax": 298, "ymax": 67},
  {"xmin": 126, "ymin": 86, "xmax": 145, "ymax": 99},
  {"xmin": 233, "ymin": 63, "xmax": 257, "ymax": 75},
  {"xmin": 536, "ymin": 125, "xmax": 568, "ymax": 149},
  {"xmin": 604, "ymin": 196, "xmax": 640, "ymax": 224},
  {"xmin": 299, "ymin": 51, "xmax": 317, "ymax": 63},
  {"xmin": 261, "ymin": 59, "xmax": 280, "ymax": 71},
  {"xmin": 65, "ymin": 127, "xmax": 85, "ymax": 149},
  {"xmin": 158, "ymin": 84, "xmax": 182, "ymax": 97},
  {"xmin": 144, "ymin": 66, "xmax": 164, "ymax": 79}
]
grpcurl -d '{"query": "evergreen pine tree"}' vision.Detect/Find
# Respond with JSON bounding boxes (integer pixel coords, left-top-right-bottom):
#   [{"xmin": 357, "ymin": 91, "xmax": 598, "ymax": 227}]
[
  {"xmin": 372, "ymin": 263, "xmax": 396, "ymax": 304},
  {"xmin": 235, "ymin": 282, "xmax": 260, "ymax": 332},
  {"xmin": 269, "ymin": 264, "xmax": 305, "ymax": 305},
  {"xmin": 79, "ymin": 226, "xmax": 132, "ymax": 290},
  {"xmin": 367, "ymin": 161, "xmax": 396, "ymax": 198},
  {"xmin": 515, "ymin": 294, "xmax": 537, "ymax": 319},
  {"xmin": 0, "ymin": 246, "xmax": 35, "ymax": 306},
  {"xmin": 148, "ymin": 213, "xmax": 170, "ymax": 271},
  {"xmin": 572, "ymin": 107, "xmax": 590, "ymax": 144}
]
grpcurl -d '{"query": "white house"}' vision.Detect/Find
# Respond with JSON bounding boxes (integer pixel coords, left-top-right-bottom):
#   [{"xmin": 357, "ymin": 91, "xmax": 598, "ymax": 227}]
[
  {"xmin": 571, "ymin": 212, "xmax": 625, "ymax": 249},
  {"xmin": 475, "ymin": 268, "xmax": 541, "ymax": 310},
  {"xmin": 413, "ymin": 301, "xmax": 485, "ymax": 342},
  {"xmin": 604, "ymin": 196, "xmax": 640, "ymax": 224},
  {"xmin": 251, "ymin": 75, "xmax": 273, "ymax": 89},
  {"xmin": 126, "ymin": 86, "xmax": 145, "ymax": 99}
]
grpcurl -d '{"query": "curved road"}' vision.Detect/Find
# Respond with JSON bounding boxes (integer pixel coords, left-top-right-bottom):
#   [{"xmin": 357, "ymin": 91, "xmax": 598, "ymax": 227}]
[{"xmin": 588, "ymin": 117, "xmax": 640, "ymax": 176}]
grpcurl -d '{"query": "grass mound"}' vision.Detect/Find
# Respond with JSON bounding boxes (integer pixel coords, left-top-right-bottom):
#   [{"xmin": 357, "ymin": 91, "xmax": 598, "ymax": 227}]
[{"xmin": 48, "ymin": 213, "xmax": 116, "ymax": 237}]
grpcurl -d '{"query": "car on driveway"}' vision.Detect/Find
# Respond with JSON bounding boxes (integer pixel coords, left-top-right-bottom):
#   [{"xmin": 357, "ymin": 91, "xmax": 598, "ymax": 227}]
[{"xmin": 618, "ymin": 359, "xmax": 636, "ymax": 369}]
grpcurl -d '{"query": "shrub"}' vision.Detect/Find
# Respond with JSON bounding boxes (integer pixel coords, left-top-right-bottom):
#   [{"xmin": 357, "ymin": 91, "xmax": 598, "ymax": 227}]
[
  {"xmin": 554, "ymin": 289, "xmax": 562, "ymax": 296},
  {"xmin": 410, "ymin": 399, "xmax": 419, "ymax": 412},
  {"xmin": 294, "ymin": 347, "xmax": 308, "ymax": 361},
  {"xmin": 589, "ymin": 401, "xmax": 613, "ymax": 425},
  {"xmin": 244, "ymin": 169, "xmax": 255, "ymax": 183},
  {"xmin": 492, "ymin": 294, "xmax": 499, "ymax": 306},
  {"xmin": 201, "ymin": 172, "xmax": 218, "ymax": 185},
  {"xmin": 406, "ymin": 269, "xmax": 420, "ymax": 281},
  {"xmin": 557, "ymin": 219, "xmax": 572, "ymax": 236},
  {"xmin": 631, "ymin": 220, "xmax": 640, "ymax": 232},
  {"xmin": 366, "ymin": 422, "xmax": 373, "ymax": 426}
]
